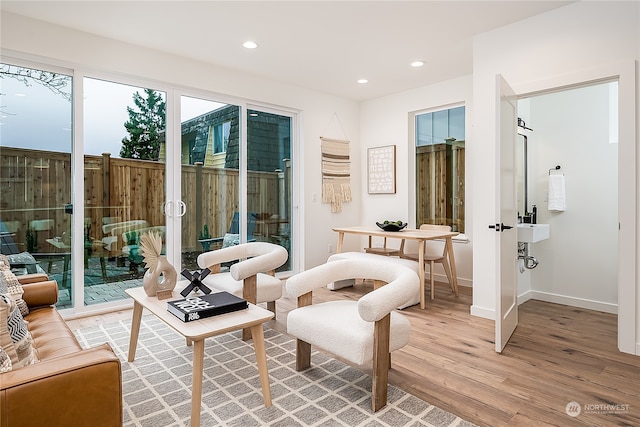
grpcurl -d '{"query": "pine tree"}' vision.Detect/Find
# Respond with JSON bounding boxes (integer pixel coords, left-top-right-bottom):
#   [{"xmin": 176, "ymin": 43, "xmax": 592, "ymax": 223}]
[{"xmin": 120, "ymin": 89, "xmax": 166, "ymax": 160}]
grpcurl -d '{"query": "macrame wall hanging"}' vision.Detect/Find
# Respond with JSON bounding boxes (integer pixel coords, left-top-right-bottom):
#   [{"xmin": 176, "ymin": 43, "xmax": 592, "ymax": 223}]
[{"xmin": 321, "ymin": 137, "xmax": 351, "ymax": 213}]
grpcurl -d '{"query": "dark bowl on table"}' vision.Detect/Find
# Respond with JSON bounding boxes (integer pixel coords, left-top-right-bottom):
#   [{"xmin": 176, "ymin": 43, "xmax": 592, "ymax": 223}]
[{"xmin": 376, "ymin": 222, "xmax": 407, "ymax": 232}]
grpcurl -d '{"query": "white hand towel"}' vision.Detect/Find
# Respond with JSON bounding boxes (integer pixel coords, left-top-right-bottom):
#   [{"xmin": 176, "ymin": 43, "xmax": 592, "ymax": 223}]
[{"xmin": 548, "ymin": 174, "xmax": 566, "ymax": 211}]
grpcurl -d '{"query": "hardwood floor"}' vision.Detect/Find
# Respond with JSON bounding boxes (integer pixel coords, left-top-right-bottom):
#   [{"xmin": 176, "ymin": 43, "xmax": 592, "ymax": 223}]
[{"xmin": 66, "ymin": 282, "xmax": 639, "ymax": 427}]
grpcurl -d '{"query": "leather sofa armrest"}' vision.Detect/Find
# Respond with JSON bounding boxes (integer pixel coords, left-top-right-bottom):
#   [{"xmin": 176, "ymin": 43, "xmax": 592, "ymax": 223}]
[
  {"xmin": 0, "ymin": 343, "xmax": 122, "ymax": 427},
  {"xmin": 21, "ymin": 280, "xmax": 59, "ymax": 308},
  {"xmin": 16, "ymin": 273, "xmax": 50, "ymax": 284}
]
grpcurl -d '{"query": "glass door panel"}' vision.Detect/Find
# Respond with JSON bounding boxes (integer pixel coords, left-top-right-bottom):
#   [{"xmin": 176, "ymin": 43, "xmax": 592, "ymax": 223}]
[
  {"xmin": 179, "ymin": 96, "xmax": 240, "ymax": 271},
  {"xmin": 0, "ymin": 63, "xmax": 73, "ymax": 307},
  {"xmin": 83, "ymin": 77, "xmax": 166, "ymax": 306},
  {"xmin": 247, "ymin": 108, "xmax": 292, "ymax": 271}
]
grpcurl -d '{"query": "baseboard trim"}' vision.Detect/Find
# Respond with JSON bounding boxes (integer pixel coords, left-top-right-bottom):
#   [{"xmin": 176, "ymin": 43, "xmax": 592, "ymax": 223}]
[
  {"xmin": 433, "ymin": 273, "xmax": 472, "ymax": 288},
  {"xmin": 470, "ymin": 305, "xmax": 494, "ymax": 320},
  {"xmin": 472, "ymin": 290, "xmax": 618, "ymax": 320},
  {"xmin": 523, "ymin": 290, "xmax": 618, "ymax": 314}
]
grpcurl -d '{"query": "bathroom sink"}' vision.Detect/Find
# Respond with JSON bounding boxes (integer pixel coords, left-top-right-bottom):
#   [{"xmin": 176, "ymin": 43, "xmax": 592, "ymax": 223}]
[{"xmin": 517, "ymin": 223, "xmax": 550, "ymax": 243}]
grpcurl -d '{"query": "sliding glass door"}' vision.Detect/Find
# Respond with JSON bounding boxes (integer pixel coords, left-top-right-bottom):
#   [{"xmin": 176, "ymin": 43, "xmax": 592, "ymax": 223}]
[
  {"xmin": 247, "ymin": 108, "xmax": 293, "ymax": 271},
  {"xmin": 179, "ymin": 95, "xmax": 240, "ymax": 270},
  {"xmin": 82, "ymin": 77, "xmax": 167, "ymax": 307},
  {"xmin": 0, "ymin": 62, "xmax": 74, "ymax": 306},
  {"xmin": 2, "ymin": 59, "xmax": 296, "ymax": 314},
  {"xmin": 178, "ymin": 100, "xmax": 294, "ymax": 272}
]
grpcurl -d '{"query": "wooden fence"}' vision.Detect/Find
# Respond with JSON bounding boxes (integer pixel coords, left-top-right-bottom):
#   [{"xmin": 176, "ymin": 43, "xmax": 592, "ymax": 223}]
[
  {"xmin": 1, "ymin": 147, "xmax": 280, "ymax": 253},
  {"xmin": 416, "ymin": 142, "xmax": 465, "ymax": 232}
]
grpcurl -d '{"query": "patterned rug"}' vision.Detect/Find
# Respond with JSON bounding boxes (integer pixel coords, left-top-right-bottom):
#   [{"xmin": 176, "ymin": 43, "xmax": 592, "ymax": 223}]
[{"xmin": 74, "ymin": 315, "xmax": 475, "ymax": 427}]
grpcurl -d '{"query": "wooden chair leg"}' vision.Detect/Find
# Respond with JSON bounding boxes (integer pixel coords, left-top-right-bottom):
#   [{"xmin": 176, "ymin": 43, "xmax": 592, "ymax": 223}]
[
  {"xmin": 372, "ymin": 314, "xmax": 391, "ymax": 412},
  {"xmin": 429, "ymin": 260, "xmax": 436, "ymax": 300},
  {"xmin": 242, "ymin": 275, "xmax": 258, "ymax": 341},
  {"xmin": 267, "ymin": 300, "xmax": 276, "ymax": 317},
  {"xmin": 296, "ymin": 339, "xmax": 311, "ymax": 371}
]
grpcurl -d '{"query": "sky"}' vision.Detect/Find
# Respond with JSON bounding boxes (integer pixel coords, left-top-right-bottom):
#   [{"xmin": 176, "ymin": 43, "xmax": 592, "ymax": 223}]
[{"xmin": 0, "ymin": 72, "xmax": 222, "ymax": 157}]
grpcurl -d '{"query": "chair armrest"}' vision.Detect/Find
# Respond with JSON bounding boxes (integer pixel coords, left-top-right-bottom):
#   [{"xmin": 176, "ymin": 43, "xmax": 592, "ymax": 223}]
[
  {"xmin": 16, "ymin": 273, "xmax": 50, "ymax": 285},
  {"xmin": 197, "ymin": 242, "xmax": 287, "ymax": 280},
  {"xmin": 21, "ymin": 280, "xmax": 59, "ymax": 308},
  {"xmin": 198, "ymin": 237, "xmax": 224, "ymax": 245},
  {"xmin": 357, "ymin": 268, "xmax": 418, "ymax": 322},
  {"xmin": 285, "ymin": 261, "xmax": 345, "ymax": 298},
  {"xmin": 0, "ymin": 344, "xmax": 122, "ymax": 427},
  {"xmin": 230, "ymin": 244, "xmax": 287, "ymax": 280},
  {"xmin": 198, "ymin": 244, "xmax": 246, "ymax": 269}
]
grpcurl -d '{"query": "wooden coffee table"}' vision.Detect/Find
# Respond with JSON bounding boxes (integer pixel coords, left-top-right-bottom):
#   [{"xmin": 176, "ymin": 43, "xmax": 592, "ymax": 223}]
[{"xmin": 125, "ymin": 285, "xmax": 274, "ymax": 426}]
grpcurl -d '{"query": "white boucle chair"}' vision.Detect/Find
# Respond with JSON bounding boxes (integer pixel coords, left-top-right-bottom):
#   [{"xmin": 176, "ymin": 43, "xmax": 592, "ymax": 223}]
[
  {"xmin": 285, "ymin": 258, "xmax": 419, "ymax": 412},
  {"xmin": 197, "ymin": 242, "xmax": 288, "ymax": 340},
  {"xmin": 326, "ymin": 251, "xmax": 421, "ymax": 309}
]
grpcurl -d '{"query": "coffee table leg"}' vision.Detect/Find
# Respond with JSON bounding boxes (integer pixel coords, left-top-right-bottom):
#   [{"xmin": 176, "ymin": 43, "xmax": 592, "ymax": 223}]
[
  {"xmin": 250, "ymin": 323, "xmax": 272, "ymax": 407},
  {"xmin": 191, "ymin": 339, "xmax": 205, "ymax": 427},
  {"xmin": 127, "ymin": 301, "xmax": 143, "ymax": 362}
]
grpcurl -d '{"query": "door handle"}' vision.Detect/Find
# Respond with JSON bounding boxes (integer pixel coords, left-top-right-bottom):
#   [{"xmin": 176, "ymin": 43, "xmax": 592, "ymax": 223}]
[
  {"xmin": 163, "ymin": 201, "xmax": 172, "ymax": 217},
  {"xmin": 177, "ymin": 200, "xmax": 186, "ymax": 217},
  {"xmin": 489, "ymin": 223, "xmax": 513, "ymax": 232}
]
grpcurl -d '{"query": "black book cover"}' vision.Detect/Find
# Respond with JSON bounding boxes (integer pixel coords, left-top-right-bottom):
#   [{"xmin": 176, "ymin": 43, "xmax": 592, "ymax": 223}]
[{"xmin": 167, "ymin": 291, "xmax": 248, "ymax": 322}]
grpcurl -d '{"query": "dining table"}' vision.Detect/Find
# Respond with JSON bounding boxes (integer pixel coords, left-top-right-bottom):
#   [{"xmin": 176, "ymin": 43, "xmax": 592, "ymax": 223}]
[{"xmin": 332, "ymin": 225, "xmax": 460, "ymax": 309}]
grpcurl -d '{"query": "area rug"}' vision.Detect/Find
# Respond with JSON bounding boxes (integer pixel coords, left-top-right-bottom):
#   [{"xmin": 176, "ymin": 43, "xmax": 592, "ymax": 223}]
[{"xmin": 74, "ymin": 315, "xmax": 475, "ymax": 427}]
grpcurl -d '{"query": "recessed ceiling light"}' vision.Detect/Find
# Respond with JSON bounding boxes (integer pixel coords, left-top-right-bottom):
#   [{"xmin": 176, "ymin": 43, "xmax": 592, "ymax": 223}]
[
  {"xmin": 357, "ymin": 79, "xmax": 368, "ymax": 84},
  {"xmin": 411, "ymin": 61, "xmax": 425, "ymax": 68},
  {"xmin": 243, "ymin": 41, "xmax": 258, "ymax": 49}
]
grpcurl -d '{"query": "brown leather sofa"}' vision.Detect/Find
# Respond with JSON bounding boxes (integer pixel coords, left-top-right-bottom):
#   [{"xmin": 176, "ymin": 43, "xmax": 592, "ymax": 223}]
[{"xmin": 1, "ymin": 274, "xmax": 122, "ymax": 427}]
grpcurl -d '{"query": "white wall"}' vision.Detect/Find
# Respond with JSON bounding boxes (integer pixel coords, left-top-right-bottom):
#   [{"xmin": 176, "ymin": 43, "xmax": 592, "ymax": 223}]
[
  {"xmin": 0, "ymin": 12, "xmax": 361, "ymax": 272},
  {"xmin": 517, "ymin": 83, "xmax": 618, "ymax": 313},
  {"xmin": 359, "ymin": 75, "xmax": 474, "ymax": 286},
  {"xmin": 472, "ymin": 1, "xmax": 639, "ymax": 353}
]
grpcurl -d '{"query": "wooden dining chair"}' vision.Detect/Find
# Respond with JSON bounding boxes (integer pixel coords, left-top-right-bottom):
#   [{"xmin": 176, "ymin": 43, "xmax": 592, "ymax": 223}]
[{"xmin": 400, "ymin": 224, "xmax": 457, "ymax": 300}]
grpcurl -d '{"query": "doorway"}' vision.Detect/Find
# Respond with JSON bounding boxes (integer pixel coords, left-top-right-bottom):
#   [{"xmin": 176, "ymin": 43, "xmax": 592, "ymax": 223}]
[{"xmin": 516, "ymin": 81, "xmax": 618, "ymax": 313}]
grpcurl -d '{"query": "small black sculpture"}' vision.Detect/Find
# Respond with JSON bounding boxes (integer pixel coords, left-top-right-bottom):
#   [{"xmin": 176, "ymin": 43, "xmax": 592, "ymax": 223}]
[{"xmin": 180, "ymin": 268, "xmax": 212, "ymax": 297}]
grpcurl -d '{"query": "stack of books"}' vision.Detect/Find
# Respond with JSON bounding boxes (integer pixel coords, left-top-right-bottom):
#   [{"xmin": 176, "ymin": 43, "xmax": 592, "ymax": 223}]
[{"xmin": 167, "ymin": 291, "xmax": 248, "ymax": 322}]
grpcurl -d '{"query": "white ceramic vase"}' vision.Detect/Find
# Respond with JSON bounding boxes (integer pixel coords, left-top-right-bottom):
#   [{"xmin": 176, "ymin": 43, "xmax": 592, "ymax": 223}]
[{"xmin": 142, "ymin": 256, "xmax": 178, "ymax": 297}]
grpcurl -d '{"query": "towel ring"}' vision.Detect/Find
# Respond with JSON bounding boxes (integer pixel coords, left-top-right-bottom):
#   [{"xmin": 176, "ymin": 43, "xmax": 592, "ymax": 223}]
[{"xmin": 549, "ymin": 165, "xmax": 561, "ymax": 175}]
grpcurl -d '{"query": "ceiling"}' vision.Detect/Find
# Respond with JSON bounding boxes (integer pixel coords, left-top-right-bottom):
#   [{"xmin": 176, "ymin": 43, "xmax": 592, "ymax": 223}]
[{"xmin": 1, "ymin": 1, "xmax": 573, "ymax": 101}]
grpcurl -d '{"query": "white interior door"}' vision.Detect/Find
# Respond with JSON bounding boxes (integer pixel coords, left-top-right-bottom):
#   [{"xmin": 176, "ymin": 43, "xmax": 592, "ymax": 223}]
[{"xmin": 495, "ymin": 74, "xmax": 518, "ymax": 353}]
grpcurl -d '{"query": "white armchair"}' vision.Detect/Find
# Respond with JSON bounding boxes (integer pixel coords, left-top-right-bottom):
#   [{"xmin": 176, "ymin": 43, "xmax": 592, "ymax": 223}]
[
  {"xmin": 285, "ymin": 258, "xmax": 419, "ymax": 411},
  {"xmin": 197, "ymin": 242, "xmax": 288, "ymax": 339}
]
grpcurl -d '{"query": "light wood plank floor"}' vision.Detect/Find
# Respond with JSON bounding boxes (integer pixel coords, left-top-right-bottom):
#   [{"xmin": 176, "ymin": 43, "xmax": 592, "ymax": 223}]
[{"xmin": 66, "ymin": 282, "xmax": 639, "ymax": 427}]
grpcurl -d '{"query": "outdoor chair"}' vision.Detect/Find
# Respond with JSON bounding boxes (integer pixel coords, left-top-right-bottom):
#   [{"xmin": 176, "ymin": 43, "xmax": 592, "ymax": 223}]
[
  {"xmin": 285, "ymin": 257, "xmax": 419, "ymax": 411},
  {"xmin": 198, "ymin": 212, "xmax": 257, "ymax": 251}
]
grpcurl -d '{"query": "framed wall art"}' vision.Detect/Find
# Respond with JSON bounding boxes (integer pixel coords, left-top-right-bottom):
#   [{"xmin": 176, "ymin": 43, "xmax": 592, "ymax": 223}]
[{"xmin": 367, "ymin": 145, "xmax": 396, "ymax": 194}]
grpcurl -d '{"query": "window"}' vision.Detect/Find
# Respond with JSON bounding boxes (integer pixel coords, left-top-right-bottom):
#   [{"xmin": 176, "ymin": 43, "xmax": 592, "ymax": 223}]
[
  {"xmin": 414, "ymin": 106, "xmax": 465, "ymax": 232},
  {"xmin": 213, "ymin": 120, "xmax": 231, "ymax": 154}
]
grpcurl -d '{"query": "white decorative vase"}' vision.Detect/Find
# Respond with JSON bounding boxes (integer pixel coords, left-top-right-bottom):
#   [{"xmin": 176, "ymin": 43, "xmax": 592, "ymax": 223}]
[{"xmin": 143, "ymin": 256, "xmax": 177, "ymax": 297}]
